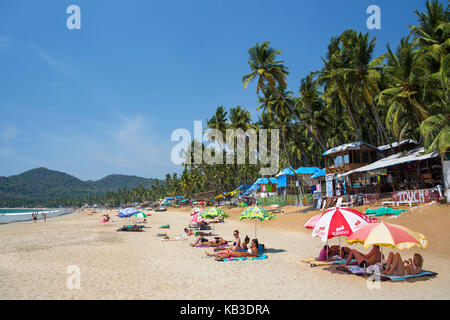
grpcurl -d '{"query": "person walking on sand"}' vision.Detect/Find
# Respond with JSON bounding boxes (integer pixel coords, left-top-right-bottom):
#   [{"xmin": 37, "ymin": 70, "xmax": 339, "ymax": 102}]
[{"xmin": 43, "ymin": 211, "xmax": 47, "ymax": 223}]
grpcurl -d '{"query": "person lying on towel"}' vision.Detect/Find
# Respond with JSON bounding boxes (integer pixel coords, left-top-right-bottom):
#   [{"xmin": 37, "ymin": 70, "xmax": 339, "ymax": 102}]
[
  {"xmin": 206, "ymin": 239, "xmax": 259, "ymax": 259},
  {"xmin": 342, "ymin": 245, "xmax": 383, "ymax": 267},
  {"xmin": 190, "ymin": 236, "xmax": 227, "ymax": 247},
  {"xmin": 382, "ymin": 253, "xmax": 423, "ymax": 276},
  {"xmin": 215, "ymin": 230, "xmax": 246, "ymax": 251},
  {"xmin": 184, "ymin": 228, "xmax": 213, "ymax": 237},
  {"xmin": 211, "ymin": 235, "xmax": 250, "ymax": 256}
]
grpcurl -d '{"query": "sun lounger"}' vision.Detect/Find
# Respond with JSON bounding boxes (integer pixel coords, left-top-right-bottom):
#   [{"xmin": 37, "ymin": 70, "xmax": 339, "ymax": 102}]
[
  {"xmin": 301, "ymin": 258, "xmax": 336, "ymax": 267},
  {"xmin": 217, "ymin": 254, "xmax": 268, "ymax": 262},
  {"xmin": 301, "ymin": 256, "xmax": 354, "ymax": 267}
]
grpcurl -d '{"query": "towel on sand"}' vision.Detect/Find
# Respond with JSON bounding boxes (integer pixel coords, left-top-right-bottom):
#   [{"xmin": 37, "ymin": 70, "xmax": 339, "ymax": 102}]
[
  {"xmin": 218, "ymin": 254, "xmax": 268, "ymax": 262},
  {"xmin": 366, "ymin": 207, "xmax": 406, "ymax": 216},
  {"xmin": 337, "ymin": 266, "xmax": 437, "ymax": 281},
  {"xmin": 194, "ymin": 243, "xmax": 230, "ymax": 248},
  {"xmin": 380, "ymin": 270, "xmax": 437, "ymax": 281}
]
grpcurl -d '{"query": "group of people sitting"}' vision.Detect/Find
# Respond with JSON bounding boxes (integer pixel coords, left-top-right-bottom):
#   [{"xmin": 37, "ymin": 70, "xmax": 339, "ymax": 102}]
[
  {"xmin": 319, "ymin": 244, "xmax": 424, "ymax": 276},
  {"xmin": 185, "ymin": 228, "xmax": 260, "ymax": 260}
]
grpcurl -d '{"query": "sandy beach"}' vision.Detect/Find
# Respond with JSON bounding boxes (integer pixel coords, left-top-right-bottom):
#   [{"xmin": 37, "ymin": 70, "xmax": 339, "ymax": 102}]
[{"xmin": 0, "ymin": 204, "xmax": 449, "ymax": 300}]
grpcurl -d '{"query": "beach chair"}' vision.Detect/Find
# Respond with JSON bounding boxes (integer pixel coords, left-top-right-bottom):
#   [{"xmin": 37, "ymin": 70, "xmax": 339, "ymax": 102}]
[{"xmin": 337, "ymin": 197, "xmax": 353, "ymax": 208}]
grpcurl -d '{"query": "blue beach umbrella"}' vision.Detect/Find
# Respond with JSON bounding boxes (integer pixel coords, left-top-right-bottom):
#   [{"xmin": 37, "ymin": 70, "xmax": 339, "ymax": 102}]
[{"xmin": 118, "ymin": 207, "xmax": 140, "ymax": 218}]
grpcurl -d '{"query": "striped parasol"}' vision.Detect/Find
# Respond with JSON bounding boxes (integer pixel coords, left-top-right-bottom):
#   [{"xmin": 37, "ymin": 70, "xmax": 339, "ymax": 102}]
[
  {"xmin": 304, "ymin": 214, "xmax": 322, "ymax": 229},
  {"xmin": 191, "ymin": 212, "xmax": 206, "ymax": 224},
  {"xmin": 189, "ymin": 207, "xmax": 204, "ymax": 216},
  {"xmin": 132, "ymin": 211, "xmax": 148, "ymax": 218},
  {"xmin": 346, "ymin": 221, "xmax": 428, "ymax": 250}
]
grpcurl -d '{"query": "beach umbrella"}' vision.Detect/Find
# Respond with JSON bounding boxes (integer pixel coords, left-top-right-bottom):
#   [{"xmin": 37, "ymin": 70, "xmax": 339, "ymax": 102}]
[
  {"xmin": 191, "ymin": 212, "xmax": 206, "ymax": 224},
  {"xmin": 201, "ymin": 208, "xmax": 230, "ymax": 219},
  {"xmin": 304, "ymin": 214, "xmax": 322, "ymax": 230},
  {"xmin": 118, "ymin": 207, "xmax": 140, "ymax": 218},
  {"xmin": 238, "ymin": 206, "xmax": 275, "ymax": 239},
  {"xmin": 132, "ymin": 211, "xmax": 147, "ymax": 218},
  {"xmin": 311, "ymin": 207, "xmax": 374, "ymax": 242},
  {"xmin": 200, "ymin": 208, "xmax": 229, "ymax": 234},
  {"xmin": 346, "ymin": 221, "xmax": 428, "ymax": 250},
  {"xmin": 189, "ymin": 207, "xmax": 204, "ymax": 215}
]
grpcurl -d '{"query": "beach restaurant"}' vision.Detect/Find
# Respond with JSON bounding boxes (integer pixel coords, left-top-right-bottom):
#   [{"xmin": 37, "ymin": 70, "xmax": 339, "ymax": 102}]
[{"xmin": 323, "ymin": 141, "xmax": 448, "ymax": 206}]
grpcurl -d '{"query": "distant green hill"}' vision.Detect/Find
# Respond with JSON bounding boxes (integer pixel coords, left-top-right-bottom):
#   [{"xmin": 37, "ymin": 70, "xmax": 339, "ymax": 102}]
[{"xmin": 0, "ymin": 168, "xmax": 159, "ymax": 202}]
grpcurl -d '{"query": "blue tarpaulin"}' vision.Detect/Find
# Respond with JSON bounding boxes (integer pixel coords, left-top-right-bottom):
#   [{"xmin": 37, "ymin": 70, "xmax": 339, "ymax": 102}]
[
  {"xmin": 276, "ymin": 174, "xmax": 287, "ymax": 188},
  {"xmin": 310, "ymin": 168, "xmax": 326, "ymax": 179},
  {"xmin": 294, "ymin": 167, "xmax": 321, "ymax": 175},
  {"xmin": 253, "ymin": 177, "xmax": 277, "ymax": 185}
]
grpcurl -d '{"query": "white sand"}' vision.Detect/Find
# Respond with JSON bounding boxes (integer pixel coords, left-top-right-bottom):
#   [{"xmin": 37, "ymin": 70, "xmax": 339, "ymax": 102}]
[{"xmin": 0, "ymin": 208, "xmax": 449, "ymax": 299}]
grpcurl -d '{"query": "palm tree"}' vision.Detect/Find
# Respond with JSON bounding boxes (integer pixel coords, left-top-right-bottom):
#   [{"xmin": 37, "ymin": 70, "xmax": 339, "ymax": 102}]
[
  {"xmin": 242, "ymin": 41, "xmax": 289, "ymax": 95},
  {"xmin": 378, "ymin": 37, "xmax": 429, "ymax": 143},
  {"xmin": 419, "ymin": 52, "xmax": 450, "ymax": 154}
]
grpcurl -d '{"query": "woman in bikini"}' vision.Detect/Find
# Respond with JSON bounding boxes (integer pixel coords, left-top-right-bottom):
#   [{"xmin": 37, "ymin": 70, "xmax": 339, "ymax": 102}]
[
  {"xmin": 342, "ymin": 245, "xmax": 382, "ymax": 267},
  {"xmin": 191, "ymin": 236, "xmax": 227, "ymax": 247},
  {"xmin": 382, "ymin": 252, "xmax": 423, "ymax": 276},
  {"xmin": 207, "ymin": 239, "xmax": 259, "ymax": 259},
  {"xmin": 206, "ymin": 235, "xmax": 250, "ymax": 257}
]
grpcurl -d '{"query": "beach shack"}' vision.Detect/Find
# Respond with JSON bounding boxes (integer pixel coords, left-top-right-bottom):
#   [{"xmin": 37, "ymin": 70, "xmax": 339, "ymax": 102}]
[
  {"xmin": 323, "ymin": 142, "xmax": 379, "ymax": 205},
  {"xmin": 253, "ymin": 177, "xmax": 278, "ymax": 198},
  {"xmin": 342, "ymin": 147, "xmax": 446, "ymax": 205}
]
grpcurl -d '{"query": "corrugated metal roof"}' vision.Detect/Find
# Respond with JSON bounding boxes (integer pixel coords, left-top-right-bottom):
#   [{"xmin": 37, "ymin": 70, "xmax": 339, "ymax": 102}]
[
  {"xmin": 323, "ymin": 141, "xmax": 377, "ymax": 156},
  {"xmin": 341, "ymin": 147, "xmax": 439, "ymax": 176},
  {"xmin": 377, "ymin": 139, "xmax": 419, "ymax": 151}
]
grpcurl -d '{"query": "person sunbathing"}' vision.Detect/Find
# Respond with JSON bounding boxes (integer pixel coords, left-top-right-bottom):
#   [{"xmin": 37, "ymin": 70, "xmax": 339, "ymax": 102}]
[
  {"xmin": 184, "ymin": 228, "xmax": 212, "ymax": 237},
  {"xmin": 342, "ymin": 245, "xmax": 382, "ymax": 267},
  {"xmin": 190, "ymin": 236, "xmax": 227, "ymax": 247},
  {"xmin": 209, "ymin": 239, "xmax": 259, "ymax": 260},
  {"xmin": 215, "ymin": 230, "xmax": 244, "ymax": 251},
  {"xmin": 382, "ymin": 252, "xmax": 423, "ymax": 276},
  {"xmin": 207, "ymin": 235, "xmax": 250, "ymax": 256},
  {"xmin": 339, "ymin": 246, "xmax": 351, "ymax": 259}
]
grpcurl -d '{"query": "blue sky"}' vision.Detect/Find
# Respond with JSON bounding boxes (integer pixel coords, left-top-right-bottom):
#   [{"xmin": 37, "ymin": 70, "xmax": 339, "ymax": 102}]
[{"xmin": 0, "ymin": 0, "xmax": 427, "ymax": 180}]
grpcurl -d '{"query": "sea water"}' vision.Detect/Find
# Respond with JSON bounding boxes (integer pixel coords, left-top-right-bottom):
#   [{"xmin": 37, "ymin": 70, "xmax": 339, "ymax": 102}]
[{"xmin": 0, "ymin": 208, "xmax": 74, "ymax": 224}]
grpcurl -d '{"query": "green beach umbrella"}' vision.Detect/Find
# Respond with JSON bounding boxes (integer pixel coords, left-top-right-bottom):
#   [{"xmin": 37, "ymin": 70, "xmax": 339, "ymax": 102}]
[
  {"xmin": 133, "ymin": 211, "xmax": 147, "ymax": 218},
  {"xmin": 200, "ymin": 208, "xmax": 229, "ymax": 234},
  {"xmin": 239, "ymin": 206, "xmax": 275, "ymax": 239},
  {"xmin": 201, "ymin": 208, "xmax": 230, "ymax": 219}
]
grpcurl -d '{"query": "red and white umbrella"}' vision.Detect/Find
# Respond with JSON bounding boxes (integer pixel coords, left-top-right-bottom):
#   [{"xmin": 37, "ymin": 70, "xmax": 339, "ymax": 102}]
[
  {"xmin": 304, "ymin": 214, "xmax": 322, "ymax": 229},
  {"xmin": 191, "ymin": 212, "xmax": 206, "ymax": 224},
  {"xmin": 312, "ymin": 208, "xmax": 375, "ymax": 242}
]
